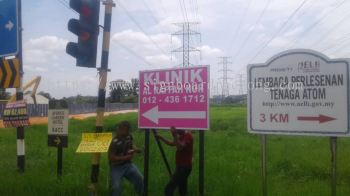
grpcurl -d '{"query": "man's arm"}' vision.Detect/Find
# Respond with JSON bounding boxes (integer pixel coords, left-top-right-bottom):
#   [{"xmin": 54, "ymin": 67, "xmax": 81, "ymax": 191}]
[
  {"xmin": 132, "ymin": 144, "xmax": 142, "ymax": 153},
  {"xmin": 154, "ymin": 132, "xmax": 176, "ymax": 146}
]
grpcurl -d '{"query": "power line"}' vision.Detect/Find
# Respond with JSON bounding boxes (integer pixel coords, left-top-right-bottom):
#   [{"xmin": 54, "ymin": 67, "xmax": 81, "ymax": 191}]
[
  {"xmin": 287, "ymin": 0, "xmax": 348, "ymax": 49},
  {"xmin": 231, "ymin": 0, "xmax": 273, "ymax": 64},
  {"xmin": 246, "ymin": 0, "xmax": 309, "ymax": 64},
  {"xmin": 309, "ymin": 12, "xmax": 350, "ymax": 49},
  {"xmin": 178, "ymin": 0, "xmax": 188, "ymax": 22},
  {"xmin": 226, "ymin": 0, "xmax": 254, "ymax": 52},
  {"xmin": 56, "ymin": 0, "xmax": 73, "ymax": 11},
  {"xmin": 141, "ymin": 0, "xmax": 167, "ymax": 34},
  {"xmin": 182, "ymin": 0, "xmax": 190, "ymax": 22},
  {"xmin": 116, "ymin": 42, "xmax": 156, "ymax": 67},
  {"xmin": 321, "ymin": 33, "xmax": 350, "ymax": 52},
  {"xmin": 119, "ymin": 2, "xmax": 168, "ymax": 55},
  {"xmin": 189, "ymin": 0, "xmax": 198, "ymax": 21}
]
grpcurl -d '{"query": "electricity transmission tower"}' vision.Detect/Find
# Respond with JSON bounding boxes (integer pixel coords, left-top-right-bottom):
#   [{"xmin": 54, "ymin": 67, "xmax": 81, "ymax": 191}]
[
  {"xmin": 236, "ymin": 73, "xmax": 246, "ymax": 95},
  {"xmin": 172, "ymin": 22, "xmax": 201, "ymax": 67},
  {"xmin": 238, "ymin": 74, "xmax": 243, "ymax": 95},
  {"xmin": 218, "ymin": 57, "xmax": 232, "ymax": 99}
]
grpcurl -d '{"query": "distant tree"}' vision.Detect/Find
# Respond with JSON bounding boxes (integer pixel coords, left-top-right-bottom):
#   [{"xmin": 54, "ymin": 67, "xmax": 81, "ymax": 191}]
[
  {"xmin": 130, "ymin": 78, "xmax": 139, "ymax": 96},
  {"xmin": 109, "ymin": 80, "xmax": 126, "ymax": 103},
  {"xmin": 0, "ymin": 89, "xmax": 10, "ymax": 100},
  {"xmin": 62, "ymin": 95, "xmax": 98, "ymax": 104},
  {"xmin": 38, "ymin": 91, "xmax": 52, "ymax": 100},
  {"xmin": 109, "ymin": 79, "xmax": 139, "ymax": 103}
]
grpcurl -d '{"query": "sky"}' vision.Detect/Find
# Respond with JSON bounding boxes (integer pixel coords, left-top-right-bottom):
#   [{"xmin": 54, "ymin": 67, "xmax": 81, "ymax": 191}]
[{"xmin": 17, "ymin": 0, "xmax": 350, "ymax": 98}]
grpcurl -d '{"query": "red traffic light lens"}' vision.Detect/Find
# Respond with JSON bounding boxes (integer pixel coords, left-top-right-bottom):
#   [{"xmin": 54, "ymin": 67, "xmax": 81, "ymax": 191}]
[
  {"xmin": 81, "ymin": 6, "xmax": 92, "ymax": 17},
  {"xmin": 80, "ymin": 31, "xmax": 91, "ymax": 41}
]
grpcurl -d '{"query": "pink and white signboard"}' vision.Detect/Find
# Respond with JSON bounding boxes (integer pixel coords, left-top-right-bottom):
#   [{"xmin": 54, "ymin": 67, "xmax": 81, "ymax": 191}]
[{"xmin": 138, "ymin": 66, "xmax": 209, "ymax": 130}]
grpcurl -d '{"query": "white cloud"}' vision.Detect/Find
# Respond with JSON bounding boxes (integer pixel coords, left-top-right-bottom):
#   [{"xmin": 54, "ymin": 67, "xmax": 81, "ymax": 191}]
[
  {"xmin": 24, "ymin": 36, "xmax": 68, "ymax": 65},
  {"xmin": 198, "ymin": 45, "xmax": 223, "ymax": 58},
  {"xmin": 24, "ymin": 65, "xmax": 48, "ymax": 72},
  {"xmin": 112, "ymin": 29, "xmax": 179, "ymax": 56},
  {"xmin": 268, "ymin": 37, "xmax": 292, "ymax": 48},
  {"xmin": 145, "ymin": 54, "xmax": 172, "ymax": 66}
]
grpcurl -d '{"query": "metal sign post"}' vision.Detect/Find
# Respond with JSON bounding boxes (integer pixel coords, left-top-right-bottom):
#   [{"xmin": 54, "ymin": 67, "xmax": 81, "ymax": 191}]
[
  {"xmin": 89, "ymin": 0, "xmax": 115, "ymax": 193},
  {"xmin": 16, "ymin": 0, "xmax": 24, "ymax": 173},
  {"xmin": 57, "ymin": 146, "xmax": 63, "ymax": 177},
  {"xmin": 152, "ymin": 129, "xmax": 172, "ymax": 176},
  {"xmin": 261, "ymin": 135, "xmax": 267, "ymax": 196},
  {"xmin": 199, "ymin": 130, "xmax": 205, "ymax": 196},
  {"xmin": 143, "ymin": 129, "xmax": 150, "ymax": 196},
  {"xmin": 330, "ymin": 137, "xmax": 337, "ymax": 196}
]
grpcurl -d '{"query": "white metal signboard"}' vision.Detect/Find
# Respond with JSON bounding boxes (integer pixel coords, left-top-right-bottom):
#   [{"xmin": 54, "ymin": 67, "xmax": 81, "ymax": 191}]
[
  {"xmin": 48, "ymin": 100, "xmax": 68, "ymax": 147},
  {"xmin": 247, "ymin": 49, "xmax": 349, "ymax": 136}
]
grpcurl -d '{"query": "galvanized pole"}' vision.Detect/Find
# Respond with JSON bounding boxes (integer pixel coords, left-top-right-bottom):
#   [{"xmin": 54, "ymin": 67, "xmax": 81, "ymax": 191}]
[
  {"xmin": 199, "ymin": 130, "xmax": 205, "ymax": 196},
  {"xmin": 89, "ymin": 0, "xmax": 115, "ymax": 193},
  {"xmin": 152, "ymin": 129, "xmax": 172, "ymax": 176},
  {"xmin": 144, "ymin": 130, "xmax": 150, "ymax": 196},
  {"xmin": 57, "ymin": 146, "xmax": 63, "ymax": 177},
  {"xmin": 330, "ymin": 137, "xmax": 337, "ymax": 196},
  {"xmin": 16, "ymin": 0, "xmax": 25, "ymax": 173},
  {"xmin": 261, "ymin": 135, "xmax": 267, "ymax": 196}
]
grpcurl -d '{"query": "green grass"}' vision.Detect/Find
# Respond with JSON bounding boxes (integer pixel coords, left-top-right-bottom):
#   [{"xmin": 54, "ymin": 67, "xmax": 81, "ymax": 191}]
[{"xmin": 1, "ymin": 107, "xmax": 350, "ymax": 195}]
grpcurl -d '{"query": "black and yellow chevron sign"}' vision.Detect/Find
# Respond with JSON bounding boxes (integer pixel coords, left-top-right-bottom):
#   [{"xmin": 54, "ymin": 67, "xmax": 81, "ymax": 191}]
[{"xmin": 0, "ymin": 58, "xmax": 20, "ymax": 88}]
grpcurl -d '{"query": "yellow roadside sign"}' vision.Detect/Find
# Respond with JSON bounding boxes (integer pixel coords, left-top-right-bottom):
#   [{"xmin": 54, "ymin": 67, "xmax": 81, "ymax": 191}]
[
  {"xmin": 0, "ymin": 58, "xmax": 20, "ymax": 88},
  {"xmin": 76, "ymin": 132, "xmax": 112, "ymax": 153}
]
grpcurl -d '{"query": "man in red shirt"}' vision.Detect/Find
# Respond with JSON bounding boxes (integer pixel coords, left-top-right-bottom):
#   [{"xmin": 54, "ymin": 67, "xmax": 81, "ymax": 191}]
[{"xmin": 156, "ymin": 126, "xmax": 193, "ymax": 196}]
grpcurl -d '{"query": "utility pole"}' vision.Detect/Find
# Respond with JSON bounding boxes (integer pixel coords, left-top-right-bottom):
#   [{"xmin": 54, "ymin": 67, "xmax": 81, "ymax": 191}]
[
  {"xmin": 90, "ymin": 0, "xmax": 115, "ymax": 193},
  {"xmin": 171, "ymin": 22, "xmax": 201, "ymax": 67},
  {"xmin": 218, "ymin": 57, "xmax": 232, "ymax": 100},
  {"xmin": 16, "ymin": 0, "xmax": 25, "ymax": 173}
]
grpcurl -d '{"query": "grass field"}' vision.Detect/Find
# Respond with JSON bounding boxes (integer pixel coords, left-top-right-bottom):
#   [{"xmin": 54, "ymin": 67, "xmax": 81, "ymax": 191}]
[{"xmin": 1, "ymin": 106, "xmax": 350, "ymax": 196}]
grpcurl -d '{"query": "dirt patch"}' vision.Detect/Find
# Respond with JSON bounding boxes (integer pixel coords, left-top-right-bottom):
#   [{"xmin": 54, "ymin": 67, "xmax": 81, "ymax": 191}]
[{"xmin": 0, "ymin": 110, "xmax": 138, "ymax": 128}]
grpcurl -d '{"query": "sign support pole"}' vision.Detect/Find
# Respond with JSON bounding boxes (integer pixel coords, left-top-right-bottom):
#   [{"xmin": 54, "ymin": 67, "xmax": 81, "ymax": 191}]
[
  {"xmin": 330, "ymin": 137, "xmax": 337, "ymax": 196},
  {"xmin": 152, "ymin": 129, "xmax": 172, "ymax": 176},
  {"xmin": 89, "ymin": 0, "xmax": 114, "ymax": 193},
  {"xmin": 144, "ymin": 129, "xmax": 150, "ymax": 196},
  {"xmin": 16, "ymin": 0, "xmax": 25, "ymax": 173},
  {"xmin": 199, "ymin": 130, "xmax": 205, "ymax": 196},
  {"xmin": 261, "ymin": 134, "xmax": 267, "ymax": 196},
  {"xmin": 57, "ymin": 146, "xmax": 63, "ymax": 177}
]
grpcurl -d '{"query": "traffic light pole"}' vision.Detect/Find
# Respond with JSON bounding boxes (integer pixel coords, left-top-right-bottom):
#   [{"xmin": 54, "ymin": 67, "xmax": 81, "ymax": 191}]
[
  {"xmin": 89, "ymin": 0, "xmax": 115, "ymax": 193},
  {"xmin": 16, "ymin": 0, "xmax": 25, "ymax": 173}
]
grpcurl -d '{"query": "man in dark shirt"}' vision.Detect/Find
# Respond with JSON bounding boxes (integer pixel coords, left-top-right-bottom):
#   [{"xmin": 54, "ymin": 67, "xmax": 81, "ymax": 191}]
[
  {"xmin": 155, "ymin": 126, "xmax": 193, "ymax": 196},
  {"xmin": 108, "ymin": 121, "xmax": 143, "ymax": 196}
]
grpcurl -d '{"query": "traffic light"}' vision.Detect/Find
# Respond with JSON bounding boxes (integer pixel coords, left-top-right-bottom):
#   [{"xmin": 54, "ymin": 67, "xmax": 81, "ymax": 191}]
[{"xmin": 66, "ymin": 0, "xmax": 100, "ymax": 68}]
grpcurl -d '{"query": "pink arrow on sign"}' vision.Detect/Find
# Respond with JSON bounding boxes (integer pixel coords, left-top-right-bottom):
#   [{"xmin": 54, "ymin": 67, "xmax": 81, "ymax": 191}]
[
  {"xmin": 142, "ymin": 106, "xmax": 206, "ymax": 124},
  {"xmin": 297, "ymin": 114, "xmax": 336, "ymax": 123}
]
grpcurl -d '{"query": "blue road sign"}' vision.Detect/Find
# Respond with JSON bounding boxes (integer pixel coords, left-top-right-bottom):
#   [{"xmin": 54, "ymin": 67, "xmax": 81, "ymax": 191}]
[{"xmin": 0, "ymin": 0, "xmax": 18, "ymax": 57}]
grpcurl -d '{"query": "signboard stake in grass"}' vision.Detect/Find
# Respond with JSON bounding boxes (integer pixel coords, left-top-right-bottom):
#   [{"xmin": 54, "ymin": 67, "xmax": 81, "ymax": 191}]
[{"xmin": 330, "ymin": 137, "xmax": 337, "ymax": 196}]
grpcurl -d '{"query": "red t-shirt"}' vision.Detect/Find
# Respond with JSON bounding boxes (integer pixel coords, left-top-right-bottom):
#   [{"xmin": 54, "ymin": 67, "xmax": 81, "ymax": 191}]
[{"xmin": 176, "ymin": 132, "xmax": 193, "ymax": 167}]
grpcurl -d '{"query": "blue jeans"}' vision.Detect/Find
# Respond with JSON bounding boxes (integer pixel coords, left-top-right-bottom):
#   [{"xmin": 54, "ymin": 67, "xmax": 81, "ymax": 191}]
[{"xmin": 110, "ymin": 163, "xmax": 144, "ymax": 196}]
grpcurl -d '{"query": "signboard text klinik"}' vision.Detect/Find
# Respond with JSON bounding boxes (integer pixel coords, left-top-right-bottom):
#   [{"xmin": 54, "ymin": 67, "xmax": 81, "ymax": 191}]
[
  {"xmin": 248, "ymin": 49, "xmax": 349, "ymax": 136},
  {"xmin": 139, "ymin": 66, "xmax": 209, "ymax": 130}
]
